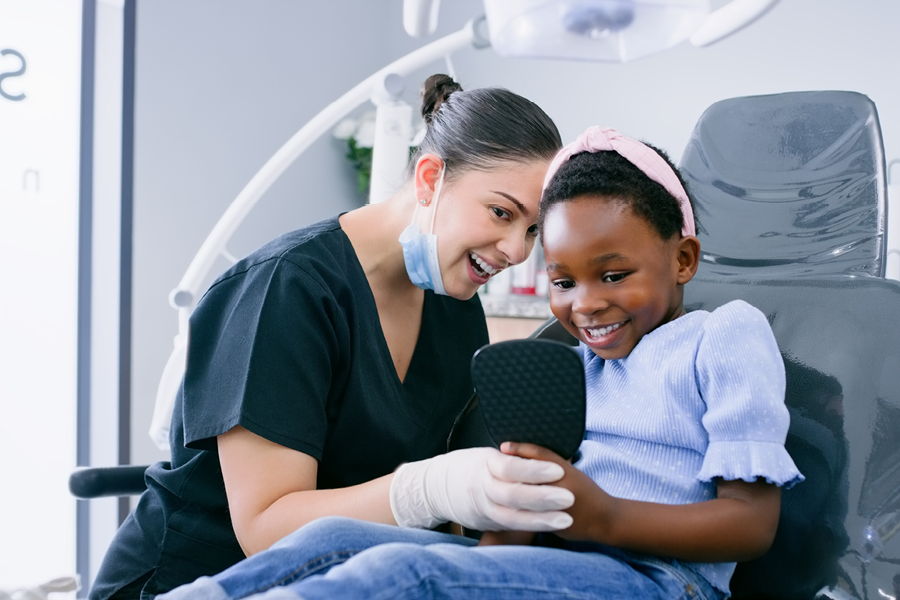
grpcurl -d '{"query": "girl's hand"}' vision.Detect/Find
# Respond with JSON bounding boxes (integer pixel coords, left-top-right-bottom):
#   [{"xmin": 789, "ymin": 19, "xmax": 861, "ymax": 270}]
[
  {"xmin": 500, "ymin": 442, "xmax": 618, "ymax": 542},
  {"xmin": 502, "ymin": 441, "xmax": 782, "ymax": 562}
]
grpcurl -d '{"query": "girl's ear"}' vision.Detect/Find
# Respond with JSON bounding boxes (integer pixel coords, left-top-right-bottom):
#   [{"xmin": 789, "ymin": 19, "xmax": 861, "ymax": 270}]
[
  {"xmin": 413, "ymin": 154, "xmax": 444, "ymax": 206},
  {"xmin": 675, "ymin": 235, "xmax": 701, "ymax": 285}
]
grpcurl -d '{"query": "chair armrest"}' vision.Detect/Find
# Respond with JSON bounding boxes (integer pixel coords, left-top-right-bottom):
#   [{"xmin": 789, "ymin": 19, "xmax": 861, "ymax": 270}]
[
  {"xmin": 527, "ymin": 317, "xmax": 577, "ymax": 345},
  {"xmin": 69, "ymin": 465, "xmax": 149, "ymax": 499}
]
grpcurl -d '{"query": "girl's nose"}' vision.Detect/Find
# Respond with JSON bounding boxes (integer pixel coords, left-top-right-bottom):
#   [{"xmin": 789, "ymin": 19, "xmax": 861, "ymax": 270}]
[{"xmin": 572, "ymin": 286, "xmax": 608, "ymax": 315}]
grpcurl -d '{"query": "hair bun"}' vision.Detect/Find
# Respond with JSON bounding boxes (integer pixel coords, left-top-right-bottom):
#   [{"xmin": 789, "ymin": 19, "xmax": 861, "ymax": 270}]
[{"xmin": 420, "ymin": 74, "xmax": 463, "ymax": 123}]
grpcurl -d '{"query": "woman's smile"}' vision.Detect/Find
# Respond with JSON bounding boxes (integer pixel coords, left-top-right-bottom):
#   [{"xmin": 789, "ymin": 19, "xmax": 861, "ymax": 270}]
[{"xmin": 468, "ymin": 251, "xmax": 502, "ymax": 278}]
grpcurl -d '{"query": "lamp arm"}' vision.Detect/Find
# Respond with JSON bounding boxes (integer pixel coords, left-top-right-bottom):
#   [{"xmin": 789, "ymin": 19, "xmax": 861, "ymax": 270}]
[
  {"xmin": 150, "ymin": 18, "xmax": 487, "ymax": 451},
  {"xmin": 169, "ymin": 18, "xmax": 484, "ymax": 311},
  {"xmin": 689, "ymin": 0, "xmax": 780, "ymax": 48}
]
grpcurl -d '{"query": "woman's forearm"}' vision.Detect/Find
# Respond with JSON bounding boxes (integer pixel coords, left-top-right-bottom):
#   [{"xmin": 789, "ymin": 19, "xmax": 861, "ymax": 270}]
[
  {"xmin": 219, "ymin": 425, "xmax": 398, "ymax": 557},
  {"xmin": 237, "ymin": 474, "xmax": 397, "ymax": 556},
  {"xmin": 221, "ymin": 428, "xmax": 576, "ymax": 557}
]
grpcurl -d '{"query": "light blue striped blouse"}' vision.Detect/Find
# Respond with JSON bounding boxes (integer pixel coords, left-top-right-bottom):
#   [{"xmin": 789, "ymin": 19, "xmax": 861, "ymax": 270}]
[{"xmin": 574, "ymin": 299, "xmax": 804, "ymax": 595}]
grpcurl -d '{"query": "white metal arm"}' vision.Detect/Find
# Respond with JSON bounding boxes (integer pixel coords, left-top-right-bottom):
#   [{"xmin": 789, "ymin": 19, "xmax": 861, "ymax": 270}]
[
  {"xmin": 689, "ymin": 0, "xmax": 780, "ymax": 47},
  {"xmin": 150, "ymin": 17, "xmax": 489, "ymax": 450}
]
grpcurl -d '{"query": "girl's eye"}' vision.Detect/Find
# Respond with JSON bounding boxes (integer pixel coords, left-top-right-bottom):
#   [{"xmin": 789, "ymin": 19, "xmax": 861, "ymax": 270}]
[
  {"xmin": 552, "ymin": 279, "xmax": 574, "ymax": 290},
  {"xmin": 602, "ymin": 272, "xmax": 628, "ymax": 283},
  {"xmin": 491, "ymin": 206, "xmax": 511, "ymax": 220},
  {"xmin": 526, "ymin": 224, "xmax": 539, "ymax": 237}
]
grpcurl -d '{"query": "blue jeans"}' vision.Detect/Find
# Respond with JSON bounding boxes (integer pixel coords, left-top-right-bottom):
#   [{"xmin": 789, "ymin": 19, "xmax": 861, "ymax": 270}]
[{"xmin": 158, "ymin": 517, "xmax": 724, "ymax": 600}]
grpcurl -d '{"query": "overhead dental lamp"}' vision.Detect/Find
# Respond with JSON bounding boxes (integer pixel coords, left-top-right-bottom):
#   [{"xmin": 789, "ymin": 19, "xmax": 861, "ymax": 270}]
[{"xmin": 406, "ymin": 0, "xmax": 780, "ymax": 62}]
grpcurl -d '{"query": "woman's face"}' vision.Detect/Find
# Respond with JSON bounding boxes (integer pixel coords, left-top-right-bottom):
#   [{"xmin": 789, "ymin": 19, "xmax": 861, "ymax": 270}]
[{"xmin": 432, "ymin": 159, "xmax": 550, "ymax": 300}]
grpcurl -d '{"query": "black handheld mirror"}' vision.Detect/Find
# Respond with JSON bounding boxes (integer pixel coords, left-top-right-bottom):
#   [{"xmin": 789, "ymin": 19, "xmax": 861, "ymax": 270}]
[{"xmin": 471, "ymin": 339, "xmax": 586, "ymax": 460}]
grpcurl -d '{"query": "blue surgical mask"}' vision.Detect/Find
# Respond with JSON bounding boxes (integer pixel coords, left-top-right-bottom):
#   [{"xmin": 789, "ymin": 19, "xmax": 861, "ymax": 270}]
[{"xmin": 399, "ymin": 167, "xmax": 447, "ymax": 295}]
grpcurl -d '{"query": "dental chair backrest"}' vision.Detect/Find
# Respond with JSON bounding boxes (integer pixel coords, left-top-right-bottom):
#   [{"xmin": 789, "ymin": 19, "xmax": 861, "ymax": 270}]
[{"xmin": 680, "ymin": 90, "xmax": 888, "ymax": 278}]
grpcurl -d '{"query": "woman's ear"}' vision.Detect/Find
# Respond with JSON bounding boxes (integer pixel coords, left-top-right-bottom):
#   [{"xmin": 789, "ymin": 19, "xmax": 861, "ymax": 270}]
[
  {"xmin": 675, "ymin": 235, "xmax": 701, "ymax": 285},
  {"xmin": 413, "ymin": 154, "xmax": 444, "ymax": 206}
]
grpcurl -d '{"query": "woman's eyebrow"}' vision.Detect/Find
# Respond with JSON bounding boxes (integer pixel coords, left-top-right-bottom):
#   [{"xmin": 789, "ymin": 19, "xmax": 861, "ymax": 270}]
[{"xmin": 491, "ymin": 191, "xmax": 530, "ymax": 217}]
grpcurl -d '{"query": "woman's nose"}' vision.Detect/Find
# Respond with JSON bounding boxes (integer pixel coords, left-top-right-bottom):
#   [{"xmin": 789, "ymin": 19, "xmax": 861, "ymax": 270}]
[{"xmin": 498, "ymin": 232, "xmax": 531, "ymax": 266}]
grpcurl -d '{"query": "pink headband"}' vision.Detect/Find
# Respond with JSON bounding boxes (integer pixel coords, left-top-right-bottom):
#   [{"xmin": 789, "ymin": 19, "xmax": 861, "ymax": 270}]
[{"xmin": 543, "ymin": 127, "xmax": 696, "ymax": 237}]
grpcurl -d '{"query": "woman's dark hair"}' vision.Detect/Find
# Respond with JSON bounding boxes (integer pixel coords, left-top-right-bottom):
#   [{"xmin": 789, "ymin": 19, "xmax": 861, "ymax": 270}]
[
  {"xmin": 407, "ymin": 74, "xmax": 562, "ymax": 182},
  {"xmin": 538, "ymin": 145, "xmax": 697, "ymax": 240}
]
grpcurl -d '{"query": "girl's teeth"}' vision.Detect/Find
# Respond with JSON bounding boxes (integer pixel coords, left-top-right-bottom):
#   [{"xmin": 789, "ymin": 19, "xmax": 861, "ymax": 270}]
[
  {"xmin": 587, "ymin": 322, "xmax": 622, "ymax": 337},
  {"xmin": 470, "ymin": 252, "xmax": 497, "ymax": 276}
]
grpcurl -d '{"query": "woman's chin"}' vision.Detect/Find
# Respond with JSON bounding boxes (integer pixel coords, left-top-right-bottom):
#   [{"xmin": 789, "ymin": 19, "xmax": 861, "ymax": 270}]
[
  {"xmin": 442, "ymin": 275, "xmax": 481, "ymax": 301},
  {"xmin": 446, "ymin": 284, "xmax": 479, "ymax": 302}
]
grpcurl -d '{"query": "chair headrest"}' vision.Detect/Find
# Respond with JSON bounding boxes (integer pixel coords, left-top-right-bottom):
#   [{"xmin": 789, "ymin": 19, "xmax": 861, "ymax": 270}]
[{"xmin": 681, "ymin": 91, "xmax": 888, "ymax": 278}]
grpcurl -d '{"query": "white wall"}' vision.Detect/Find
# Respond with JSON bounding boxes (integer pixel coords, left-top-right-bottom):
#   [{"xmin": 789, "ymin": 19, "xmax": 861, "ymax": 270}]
[
  {"xmin": 0, "ymin": 0, "xmax": 82, "ymax": 588},
  {"xmin": 129, "ymin": 0, "xmax": 900, "ymax": 468}
]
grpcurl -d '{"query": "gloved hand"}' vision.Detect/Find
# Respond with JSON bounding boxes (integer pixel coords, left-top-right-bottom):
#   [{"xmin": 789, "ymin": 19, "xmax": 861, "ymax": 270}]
[{"xmin": 389, "ymin": 447, "xmax": 575, "ymax": 532}]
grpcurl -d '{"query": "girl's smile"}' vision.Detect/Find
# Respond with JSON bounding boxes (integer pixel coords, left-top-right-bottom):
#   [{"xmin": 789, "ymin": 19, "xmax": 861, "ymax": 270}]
[
  {"xmin": 582, "ymin": 320, "xmax": 627, "ymax": 345},
  {"xmin": 542, "ymin": 196, "xmax": 698, "ymax": 360}
]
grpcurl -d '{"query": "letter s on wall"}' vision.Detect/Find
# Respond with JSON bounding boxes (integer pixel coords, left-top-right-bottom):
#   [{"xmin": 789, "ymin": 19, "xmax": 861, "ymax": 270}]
[{"xmin": 0, "ymin": 49, "xmax": 27, "ymax": 101}]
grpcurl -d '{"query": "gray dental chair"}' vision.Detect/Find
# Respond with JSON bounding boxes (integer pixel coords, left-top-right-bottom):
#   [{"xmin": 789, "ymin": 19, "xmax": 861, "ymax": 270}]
[{"xmin": 453, "ymin": 91, "xmax": 898, "ymax": 599}]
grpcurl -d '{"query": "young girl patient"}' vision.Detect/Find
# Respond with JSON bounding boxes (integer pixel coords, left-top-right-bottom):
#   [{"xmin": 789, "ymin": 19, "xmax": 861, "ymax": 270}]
[
  {"xmin": 474, "ymin": 127, "xmax": 805, "ymax": 597},
  {"xmin": 160, "ymin": 128, "xmax": 803, "ymax": 600}
]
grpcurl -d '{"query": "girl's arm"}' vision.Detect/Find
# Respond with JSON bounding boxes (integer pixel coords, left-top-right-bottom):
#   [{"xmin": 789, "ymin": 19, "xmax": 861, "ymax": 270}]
[
  {"xmin": 219, "ymin": 425, "xmax": 397, "ymax": 557},
  {"xmin": 503, "ymin": 442, "xmax": 781, "ymax": 562}
]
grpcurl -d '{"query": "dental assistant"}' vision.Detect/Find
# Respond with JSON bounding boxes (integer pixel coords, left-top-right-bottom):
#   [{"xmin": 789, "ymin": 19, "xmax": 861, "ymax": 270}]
[{"xmin": 89, "ymin": 74, "xmax": 567, "ymax": 600}]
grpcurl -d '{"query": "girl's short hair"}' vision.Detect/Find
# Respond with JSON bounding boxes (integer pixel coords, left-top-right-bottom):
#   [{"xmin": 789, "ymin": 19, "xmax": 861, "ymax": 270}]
[
  {"xmin": 407, "ymin": 74, "xmax": 562, "ymax": 182},
  {"xmin": 539, "ymin": 145, "xmax": 697, "ymax": 240}
]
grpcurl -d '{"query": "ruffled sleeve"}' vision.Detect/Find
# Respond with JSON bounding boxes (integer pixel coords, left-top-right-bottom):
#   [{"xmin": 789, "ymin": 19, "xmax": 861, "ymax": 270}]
[{"xmin": 695, "ymin": 300, "xmax": 804, "ymax": 489}]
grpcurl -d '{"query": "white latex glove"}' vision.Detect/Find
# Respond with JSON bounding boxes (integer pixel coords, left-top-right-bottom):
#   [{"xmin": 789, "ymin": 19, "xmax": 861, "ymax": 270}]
[{"xmin": 389, "ymin": 447, "xmax": 575, "ymax": 532}]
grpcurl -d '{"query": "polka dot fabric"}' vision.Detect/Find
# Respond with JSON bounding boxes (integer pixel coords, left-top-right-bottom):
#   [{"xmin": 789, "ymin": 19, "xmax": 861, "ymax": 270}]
[{"xmin": 574, "ymin": 299, "xmax": 803, "ymax": 596}]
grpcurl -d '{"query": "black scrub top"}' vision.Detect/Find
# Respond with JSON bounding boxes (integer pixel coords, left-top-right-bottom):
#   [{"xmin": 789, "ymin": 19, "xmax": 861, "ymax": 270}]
[{"xmin": 90, "ymin": 216, "xmax": 489, "ymax": 600}]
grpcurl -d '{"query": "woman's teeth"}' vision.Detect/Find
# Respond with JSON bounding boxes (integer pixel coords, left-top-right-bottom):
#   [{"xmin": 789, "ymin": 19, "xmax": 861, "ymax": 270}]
[
  {"xmin": 469, "ymin": 252, "xmax": 498, "ymax": 277},
  {"xmin": 586, "ymin": 322, "xmax": 623, "ymax": 338}
]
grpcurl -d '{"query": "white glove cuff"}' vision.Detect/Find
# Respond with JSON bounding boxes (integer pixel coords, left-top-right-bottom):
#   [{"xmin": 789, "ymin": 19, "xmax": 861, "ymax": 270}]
[{"xmin": 389, "ymin": 460, "xmax": 444, "ymax": 530}]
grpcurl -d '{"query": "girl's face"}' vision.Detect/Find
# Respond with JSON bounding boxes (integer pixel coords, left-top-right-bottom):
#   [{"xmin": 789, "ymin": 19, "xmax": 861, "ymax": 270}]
[
  {"xmin": 543, "ymin": 196, "xmax": 698, "ymax": 360},
  {"xmin": 431, "ymin": 159, "xmax": 550, "ymax": 300}
]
